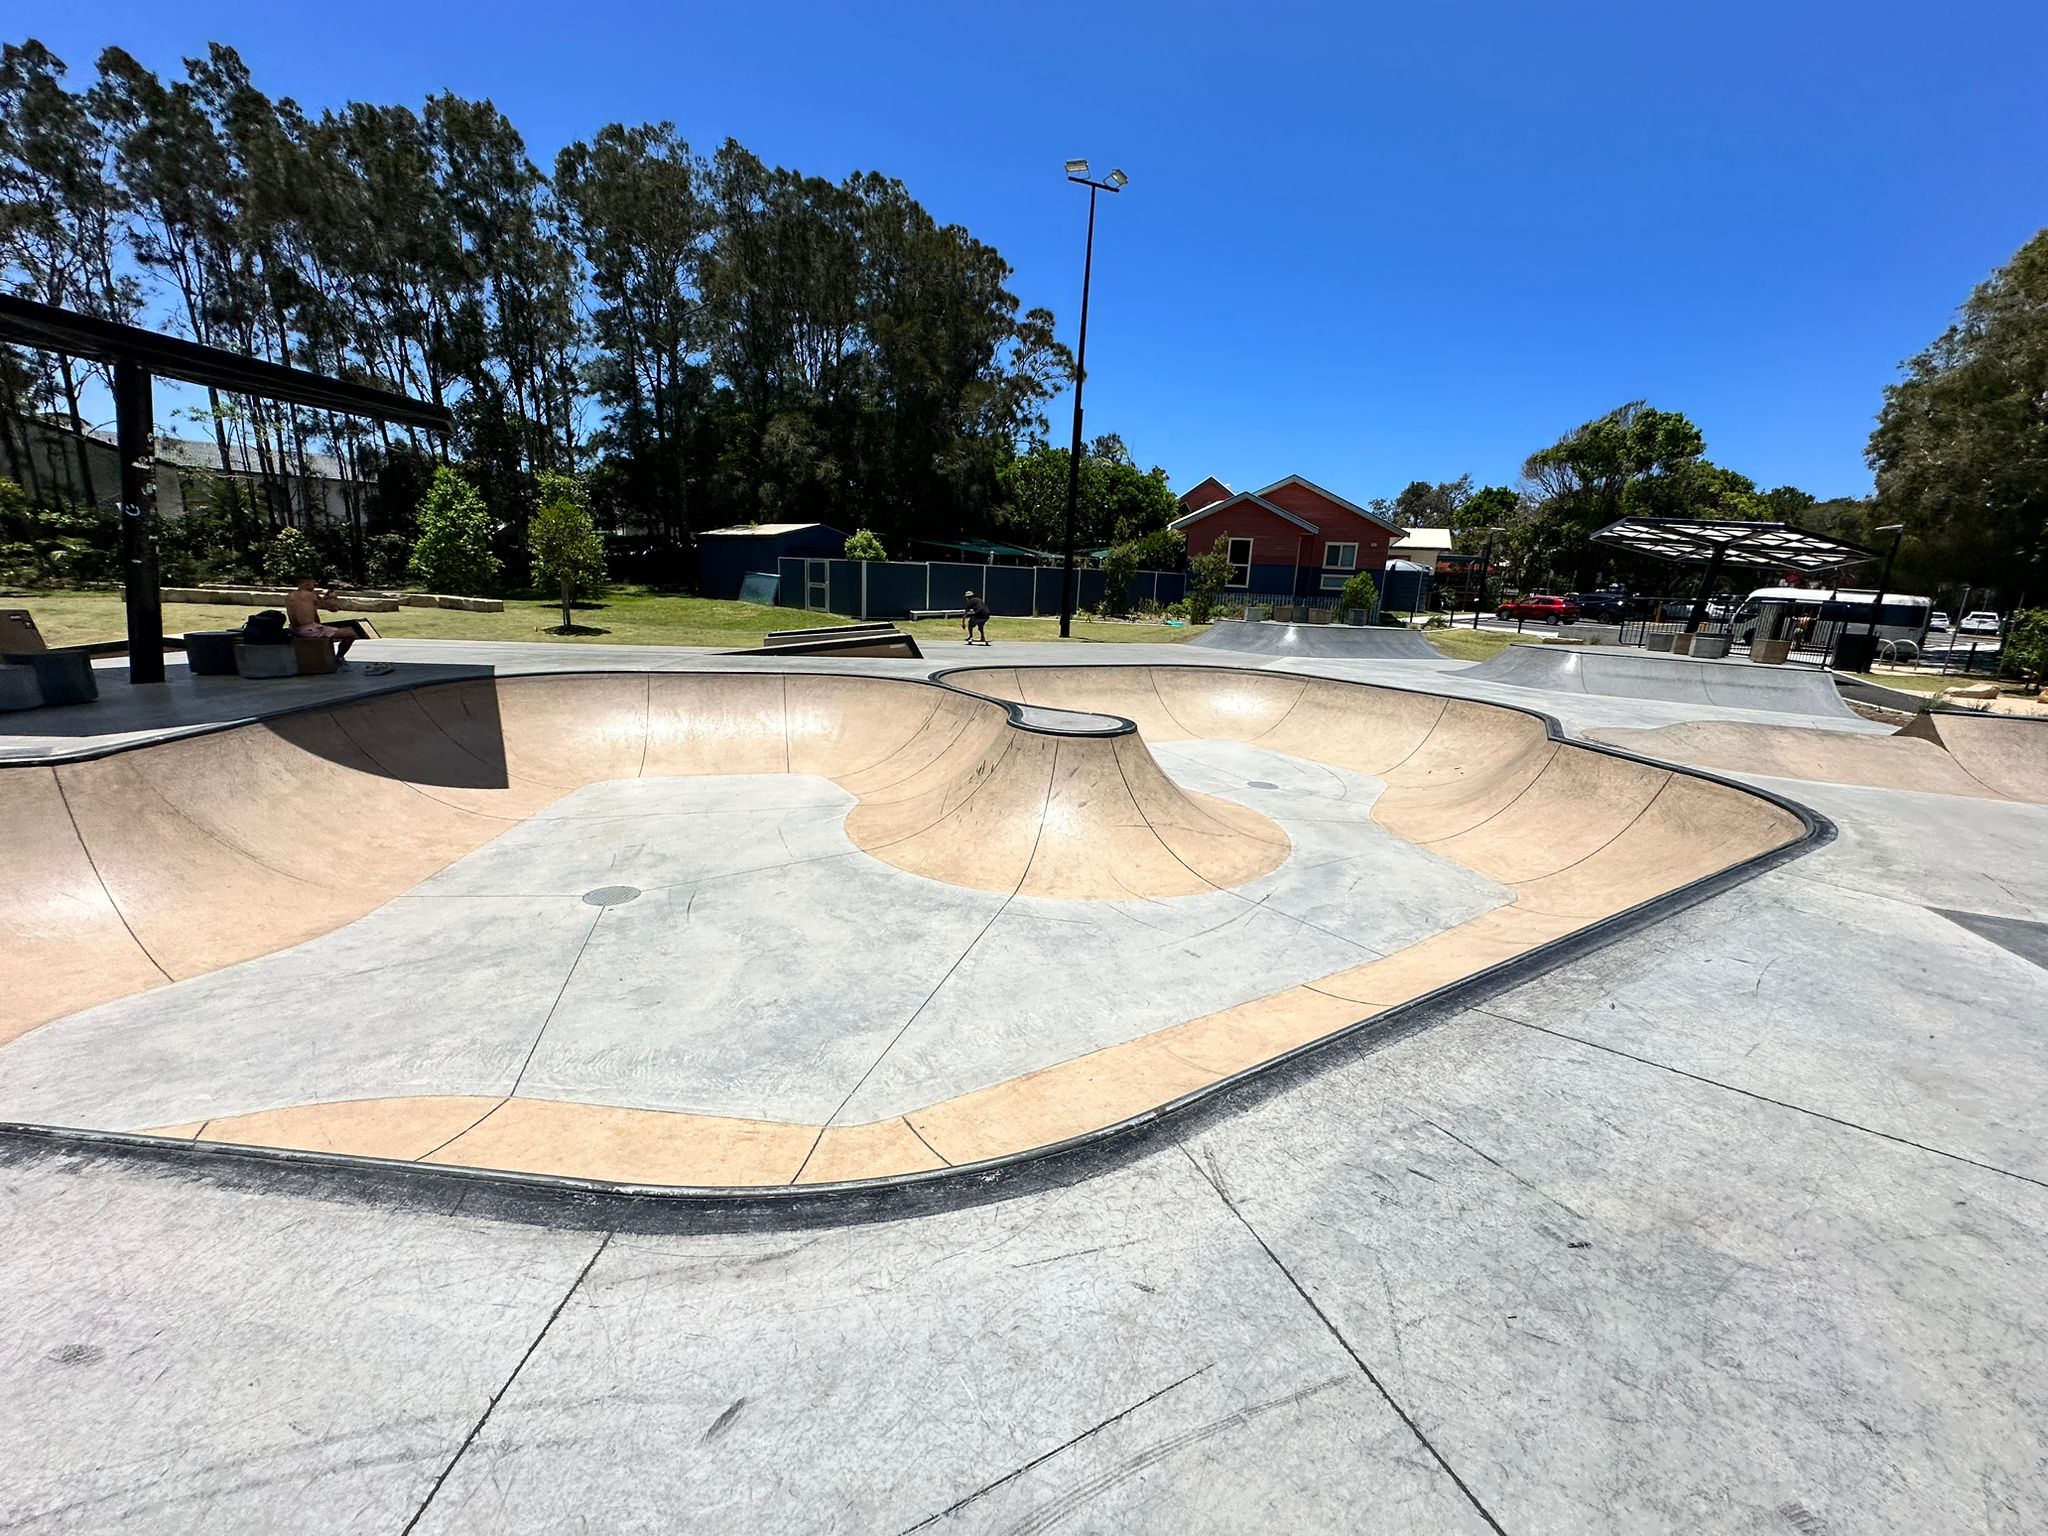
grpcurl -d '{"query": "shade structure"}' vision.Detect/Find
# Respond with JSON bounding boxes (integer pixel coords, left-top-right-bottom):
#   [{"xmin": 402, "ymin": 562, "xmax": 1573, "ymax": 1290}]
[
  {"xmin": 1590, "ymin": 518, "xmax": 1874, "ymax": 572},
  {"xmin": 0, "ymin": 295, "xmax": 451, "ymax": 682},
  {"xmin": 0, "ymin": 295, "xmax": 453, "ymax": 434},
  {"xmin": 1590, "ymin": 518, "xmax": 1879, "ymax": 636}
]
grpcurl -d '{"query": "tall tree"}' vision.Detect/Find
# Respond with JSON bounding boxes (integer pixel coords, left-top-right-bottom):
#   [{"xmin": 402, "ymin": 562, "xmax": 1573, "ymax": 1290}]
[
  {"xmin": 1869, "ymin": 226, "xmax": 2048, "ymax": 600},
  {"xmin": 0, "ymin": 40, "xmax": 137, "ymax": 499},
  {"xmin": 555, "ymin": 122, "xmax": 711, "ymax": 551}
]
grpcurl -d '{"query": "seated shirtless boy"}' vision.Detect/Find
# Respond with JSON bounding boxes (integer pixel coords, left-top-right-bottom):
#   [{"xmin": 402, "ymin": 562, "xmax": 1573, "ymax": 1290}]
[{"xmin": 285, "ymin": 574, "xmax": 359, "ymax": 665}]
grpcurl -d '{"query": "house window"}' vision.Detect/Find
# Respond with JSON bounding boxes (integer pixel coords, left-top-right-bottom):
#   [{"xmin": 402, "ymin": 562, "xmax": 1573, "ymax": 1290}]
[
  {"xmin": 1324, "ymin": 542, "xmax": 1358, "ymax": 571},
  {"xmin": 1224, "ymin": 537, "xmax": 1253, "ymax": 588},
  {"xmin": 1320, "ymin": 573, "xmax": 1352, "ymax": 592}
]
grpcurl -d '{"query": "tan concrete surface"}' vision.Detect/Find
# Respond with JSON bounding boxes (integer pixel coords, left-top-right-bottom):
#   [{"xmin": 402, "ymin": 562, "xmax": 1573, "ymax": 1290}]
[
  {"xmin": 1900, "ymin": 710, "xmax": 2048, "ymax": 803},
  {"xmin": 1590, "ymin": 720, "xmax": 2006, "ymax": 798},
  {"xmin": 153, "ymin": 1095, "xmax": 503, "ymax": 1162},
  {"xmin": 423, "ymin": 1097, "xmax": 820, "ymax": 1186}
]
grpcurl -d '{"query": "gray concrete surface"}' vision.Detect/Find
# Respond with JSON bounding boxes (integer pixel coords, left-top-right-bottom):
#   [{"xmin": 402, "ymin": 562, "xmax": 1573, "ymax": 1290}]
[
  {"xmin": 0, "ymin": 749, "xmax": 1506, "ymax": 1133},
  {"xmin": 1191, "ymin": 619, "xmax": 1440, "ymax": 659},
  {"xmin": 2, "ymin": 637, "xmax": 2044, "ymax": 1534}
]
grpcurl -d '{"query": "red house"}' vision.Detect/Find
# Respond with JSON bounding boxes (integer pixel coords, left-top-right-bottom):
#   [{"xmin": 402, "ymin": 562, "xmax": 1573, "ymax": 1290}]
[{"xmin": 1170, "ymin": 475, "xmax": 1401, "ymax": 600}]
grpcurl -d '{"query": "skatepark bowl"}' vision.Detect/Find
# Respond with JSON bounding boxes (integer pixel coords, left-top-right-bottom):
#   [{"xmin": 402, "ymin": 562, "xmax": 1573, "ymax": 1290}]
[{"xmin": 0, "ymin": 665, "xmax": 1816, "ymax": 1193}]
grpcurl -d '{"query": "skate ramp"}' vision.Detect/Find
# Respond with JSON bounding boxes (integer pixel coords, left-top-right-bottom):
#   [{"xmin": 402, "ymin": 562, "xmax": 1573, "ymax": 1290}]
[
  {"xmin": 0, "ymin": 672, "xmax": 1288, "ymax": 1041},
  {"xmin": 1900, "ymin": 711, "xmax": 2048, "ymax": 803},
  {"xmin": 1192, "ymin": 620, "xmax": 1438, "ymax": 660},
  {"xmin": 1, "ymin": 666, "xmax": 1811, "ymax": 1190},
  {"xmin": 1465, "ymin": 643, "xmax": 1855, "ymax": 718},
  {"xmin": 1592, "ymin": 712, "xmax": 2048, "ymax": 803}
]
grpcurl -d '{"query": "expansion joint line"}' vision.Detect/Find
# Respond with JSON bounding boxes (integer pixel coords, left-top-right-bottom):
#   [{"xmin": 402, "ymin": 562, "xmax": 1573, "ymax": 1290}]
[
  {"xmin": 1175, "ymin": 1143, "xmax": 1510, "ymax": 1535},
  {"xmin": 789, "ymin": 758, "xmax": 1058, "ymax": 1183},
  {"xmin": 400, "ymin": 1228, "xmax": 614, "ymax": 1534},
  {"xmin": 1476, "ymin": 1007, "xmax": 2048, "ymax": 1191}
]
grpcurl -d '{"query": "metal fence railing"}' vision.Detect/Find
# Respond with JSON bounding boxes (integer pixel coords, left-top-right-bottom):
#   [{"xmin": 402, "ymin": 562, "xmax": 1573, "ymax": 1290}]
[
  {"xmin": 1215, "ymin": 595, "xmax": 1382, "ymax": 625},
  {"xmin": 1614, "ymin": 617, "xmax": 2005, "ymax": 676}
]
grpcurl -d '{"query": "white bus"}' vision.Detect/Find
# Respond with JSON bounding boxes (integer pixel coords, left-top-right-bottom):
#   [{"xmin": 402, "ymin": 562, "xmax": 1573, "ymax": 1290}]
[{"xmin": 1727, "ymin": 587, "xmax": 1932, "ymax": 651}]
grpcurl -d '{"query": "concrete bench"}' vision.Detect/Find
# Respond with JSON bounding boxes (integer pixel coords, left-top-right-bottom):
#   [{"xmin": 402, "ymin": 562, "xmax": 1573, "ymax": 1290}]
[{"xmin": 234, "ymin": 635, "xmax": 339, "ymax": 678}]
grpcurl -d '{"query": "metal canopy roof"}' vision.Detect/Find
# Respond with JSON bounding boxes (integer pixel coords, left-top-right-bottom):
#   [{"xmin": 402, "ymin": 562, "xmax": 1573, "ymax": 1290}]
[
  {"xmin": 0, "ymin": 295, "xmax": 452, "ymax": 433},
  {"xmin": 1591, "ymin": 517, "xmax": 1874, "ymax": 571},
  {"xmin": 913, "ymin": 535, "xmax": 1057, "ymax": 563}
]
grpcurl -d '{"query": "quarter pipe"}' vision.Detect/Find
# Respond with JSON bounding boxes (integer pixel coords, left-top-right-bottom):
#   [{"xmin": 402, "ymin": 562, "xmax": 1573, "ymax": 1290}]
[
  {"xmin": 1463, "ymin": 643, "xmax": 1856, "ymax": 718},
  {"xmin": 1191, "ymin": 620, "xmax": 1439, "ymax": 660}
]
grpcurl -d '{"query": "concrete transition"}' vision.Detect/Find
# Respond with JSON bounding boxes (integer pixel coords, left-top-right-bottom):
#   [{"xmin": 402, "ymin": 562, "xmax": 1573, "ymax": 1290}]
[
  {"xmin": 1899, "ymin": 709, "xmax": 2048, "ymax": 802},
  {"xmin": 1191, "ymin": 619, "xmax": 1439, "ymax": 660},
  {"xmin": 1592, "ymin": 709, "xmax": 2048, "ymax": 803},
  {"xmin": 0, "ymin": 666, "xmax": 1807, "ymax": 1188},
  {"xmin": 1464, "ymin": 642, "xmax": 1856, "ymax": 718}
]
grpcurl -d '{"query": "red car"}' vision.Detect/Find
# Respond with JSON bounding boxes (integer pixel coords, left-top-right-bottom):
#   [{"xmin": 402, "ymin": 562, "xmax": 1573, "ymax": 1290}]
[{"xmin": 1496, "ymin": 594, "xmax": 1580, "ymax": 624}]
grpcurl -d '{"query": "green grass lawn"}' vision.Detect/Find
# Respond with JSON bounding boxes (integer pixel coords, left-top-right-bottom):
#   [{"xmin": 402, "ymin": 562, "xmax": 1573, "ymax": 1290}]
[{"xmin": 12, "ymin": 586, "xmax": 1205, "ymax": 650}]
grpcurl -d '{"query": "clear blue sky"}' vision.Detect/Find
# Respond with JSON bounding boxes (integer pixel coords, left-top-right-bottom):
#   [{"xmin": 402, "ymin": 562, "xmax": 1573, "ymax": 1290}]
[{"xmin": 25, "ymin": 0, "xmax": 2048, "ymax": 502}]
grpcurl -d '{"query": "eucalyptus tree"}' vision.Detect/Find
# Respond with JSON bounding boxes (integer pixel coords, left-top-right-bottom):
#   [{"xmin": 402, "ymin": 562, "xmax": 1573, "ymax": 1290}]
[
  {"xmin": 0, "ymin": 40, "xmax": 137, "ymax": 498},
  {"xmin": 555, "ymin": 122, "xmax": 713, "ymax": 545}
]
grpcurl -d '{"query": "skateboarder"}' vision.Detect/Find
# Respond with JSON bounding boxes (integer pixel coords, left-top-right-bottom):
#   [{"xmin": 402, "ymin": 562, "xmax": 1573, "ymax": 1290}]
[{"xmin": 963, "ymin": 590, "xmax": 991, "ymax": 645}]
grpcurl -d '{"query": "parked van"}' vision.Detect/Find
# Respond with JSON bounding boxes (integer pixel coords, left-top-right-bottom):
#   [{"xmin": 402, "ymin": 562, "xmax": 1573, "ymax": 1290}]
[{"xmin": 1728, "ymin": 587, "xmax": 1932, "ymax": 650}]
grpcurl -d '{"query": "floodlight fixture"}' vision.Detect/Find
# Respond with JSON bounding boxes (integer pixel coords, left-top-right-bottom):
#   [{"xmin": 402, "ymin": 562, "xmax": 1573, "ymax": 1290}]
[
  {"xmin": 1105, "ymin": 168, "xmax": 1128, "ymax": 189},
  {"xmin": 1065, "ymin": 158, "xmax": 1089, "ymax": 175}
]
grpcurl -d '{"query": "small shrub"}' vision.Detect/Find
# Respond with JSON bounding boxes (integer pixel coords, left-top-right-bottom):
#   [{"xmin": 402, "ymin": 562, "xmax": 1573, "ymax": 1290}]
[
  {"xmin": 1164, "ymin": 599, "xmax": 1189, "ymax": 620},
  {"xmin": 844, "ymin": 528, "xmax": 887, "ymax": 561},
  {"xmin": 1099, "ymin": 539, "xmax": 1140, "ymax": 618},
  {"xmin": 1186, "ymin": 547, "xmax": 1234, "ymax": 624},
  {"xmin": 408, "ymin": 467, "xmax": 499, "ymax": 595},
  {"xmin": 365, "ymin": 533, "xmax": 412, "ymax": 586},
  {"xmin": 0, "ymin": 479, "xmax": 120, "ymax": 585},
  {"xmin": 1337, "ymin": 570, "xmax": 1380, "ymax": 617},
  {"xmin": 2003, "ymin": 608, "xmax": 2047, "ymax": 680},
  {"xmin": 527, "ymin": 472, "xmax": 608, "ymax": 631},
  {"xmin": 263, "ymin": 527, "xmax": 321, "ymax": 585}
]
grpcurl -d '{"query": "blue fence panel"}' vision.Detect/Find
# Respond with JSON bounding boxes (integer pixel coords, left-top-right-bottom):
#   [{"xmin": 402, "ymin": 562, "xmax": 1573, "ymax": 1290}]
[
  {"xmin": 985, "ymin": 565, "xmax": 1034, "ymax": 614},
  {"xmin": 863, "ymin": 561, "xmax": 926, "ymax": 618},
  {"xmin": 765, "ymin": 558, "xmax": 1185, "ymax": 619}
]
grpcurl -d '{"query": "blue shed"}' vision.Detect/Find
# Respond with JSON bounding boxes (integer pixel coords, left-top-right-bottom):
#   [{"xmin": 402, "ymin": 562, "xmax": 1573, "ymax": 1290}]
[{"xmin": 696, "ymin": 523, "xmax": 849, "ymax": 602}]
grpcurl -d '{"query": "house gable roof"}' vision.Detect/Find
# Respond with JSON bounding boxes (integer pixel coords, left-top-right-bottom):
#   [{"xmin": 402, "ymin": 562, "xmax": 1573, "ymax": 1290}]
[
  {"xmin": 1168, "ymin": 490, "xmax": 1319, "ymax": 535},
  {"xmin": 1256, "ymin": 475, "xmax": 1402, "ymax": 535},
  {"xmin": 1178, "ymin": 474, "xmax": 1232, "ymax": 512}
]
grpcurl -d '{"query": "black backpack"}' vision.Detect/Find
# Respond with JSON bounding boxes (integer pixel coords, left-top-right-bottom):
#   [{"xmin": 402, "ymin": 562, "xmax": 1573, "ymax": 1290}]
[{"xmin": 241, "ymin": 610, "xmax": 290, "ymax": 645}]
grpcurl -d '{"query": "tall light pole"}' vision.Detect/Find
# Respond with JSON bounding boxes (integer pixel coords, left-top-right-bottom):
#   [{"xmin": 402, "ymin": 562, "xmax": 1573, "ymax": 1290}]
[
  {"xmin": 1865, "ymin": 522, "xmax": 1905, "ymax": 638},
  {"xmin": 1058, "ymin": 160, "xmax": 1126, "ymax": 638}
]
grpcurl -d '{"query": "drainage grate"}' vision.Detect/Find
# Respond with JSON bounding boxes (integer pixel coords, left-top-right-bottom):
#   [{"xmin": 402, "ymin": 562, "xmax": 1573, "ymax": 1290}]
[{"xmin": 582, "ymin": 885, "xmax": 642, "ymax": 907}]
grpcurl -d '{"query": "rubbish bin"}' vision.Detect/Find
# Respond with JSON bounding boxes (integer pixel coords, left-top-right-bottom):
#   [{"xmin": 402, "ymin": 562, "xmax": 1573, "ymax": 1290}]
[
  {"xmin": 1831, "ymin": 631, "xmax": 1877, "ymax": 672},
  {"xmin": 183, "ymin": 630, "xmax": 242, "ymax": 676}
]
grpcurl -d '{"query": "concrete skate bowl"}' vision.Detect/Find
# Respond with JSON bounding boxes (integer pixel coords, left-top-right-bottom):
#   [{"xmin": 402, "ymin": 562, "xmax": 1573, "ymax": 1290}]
[
  {"xmin": 1463, "ymin": 643, "xmax": 1856, "ymax": 718},
  {"xmin": 0, "ymin": 667, "xmax": 1815, "ymax": 1197},
  {"xmin": 1587, "ymin": 709, "xmax": 2048, "ymax": 803},
  {"xmin": 1192, "ymin": 619, "xmax": 1439, "ymax": 660}
]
